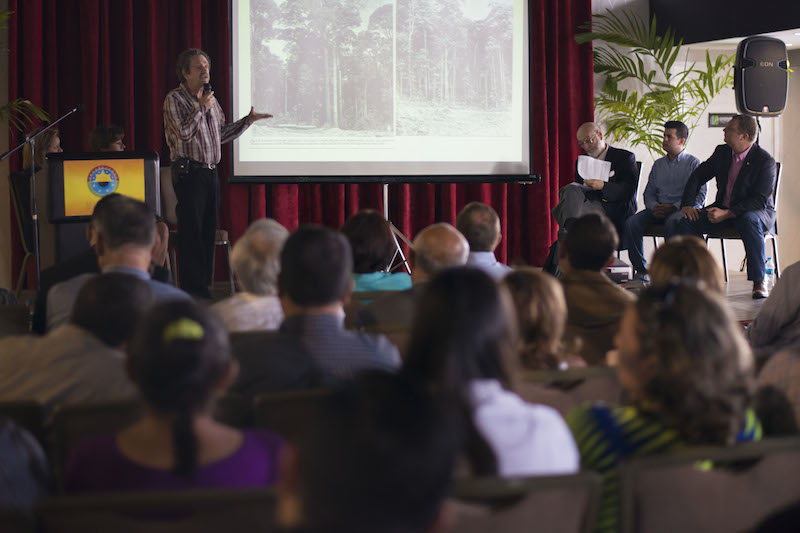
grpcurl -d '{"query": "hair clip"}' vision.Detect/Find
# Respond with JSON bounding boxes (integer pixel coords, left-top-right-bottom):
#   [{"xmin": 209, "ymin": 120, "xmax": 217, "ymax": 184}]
[{"xmin": 163, "ymin": 318, "xmax": 204, "ymax": 343}]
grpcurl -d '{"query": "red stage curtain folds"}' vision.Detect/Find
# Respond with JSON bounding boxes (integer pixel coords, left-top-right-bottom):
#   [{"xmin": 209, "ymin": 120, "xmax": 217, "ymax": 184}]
[{"xmin": 7, "ymin": 0, "xmax": 592, "ymax": 283}]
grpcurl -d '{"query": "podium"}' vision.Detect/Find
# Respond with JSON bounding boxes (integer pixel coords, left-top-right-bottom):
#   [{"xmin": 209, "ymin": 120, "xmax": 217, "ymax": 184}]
[{"xmin": 39, "ymin": 152, "xmax": 161, "ymax": 265}]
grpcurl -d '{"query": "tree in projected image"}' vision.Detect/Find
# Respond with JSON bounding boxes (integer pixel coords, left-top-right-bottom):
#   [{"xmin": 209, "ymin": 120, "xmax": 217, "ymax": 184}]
[
  {"xmin": 250, "ymin": 0, "xmax": 393, "ymax": 134},
  {"xmin": 396, "ymin": 0, "xmax": 513, "ymax": 136}
]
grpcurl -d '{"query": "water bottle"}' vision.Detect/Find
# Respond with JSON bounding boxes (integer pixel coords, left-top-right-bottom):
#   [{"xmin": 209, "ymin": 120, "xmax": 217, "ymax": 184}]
[{"xmin": 765, "ymin": 257, "xmax": 775, "ymax": 290}]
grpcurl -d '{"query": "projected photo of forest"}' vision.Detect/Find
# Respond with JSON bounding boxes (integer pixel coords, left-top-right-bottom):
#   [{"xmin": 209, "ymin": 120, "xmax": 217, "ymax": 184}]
[{"xmin": 248, "ymin": 0, "xmax": 513, "ymax": 138}]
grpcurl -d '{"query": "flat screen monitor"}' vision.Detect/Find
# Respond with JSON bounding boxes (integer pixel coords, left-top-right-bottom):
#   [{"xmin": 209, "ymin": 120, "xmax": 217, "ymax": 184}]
[{"xmin": 47, "ymin": 152, "xmax": 161, "ymax": 223}]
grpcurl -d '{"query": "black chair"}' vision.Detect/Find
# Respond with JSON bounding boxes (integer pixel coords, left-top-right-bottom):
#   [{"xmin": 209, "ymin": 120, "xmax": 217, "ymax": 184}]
[
  {"xmin": 620, "ymin": 436, "xmax": 800, "ymax": 533},
  {"xmin": 0, "ymin": 401, "xmax": 46, "ymax": 445},
  {"xmin": 253, "ymin": 388, "xmax": 332, "ymax": 444},
  {"xmin": 450, "ymin": 472, "xmax": 602, "ymax": 533},
  {"xmin": 0, "ymin": 304, "xmax": 31, "ymax": 337},
  {"xmin": 36, "ymin": 488, "xmax": 279, "ymax": 533},
  {"xmin": 8, "ymin": 171, "xmax": 34, "ymax": 299},
  {"xmin": 49, "ymin": 401, "xmax": 141, "ymax": 490}
]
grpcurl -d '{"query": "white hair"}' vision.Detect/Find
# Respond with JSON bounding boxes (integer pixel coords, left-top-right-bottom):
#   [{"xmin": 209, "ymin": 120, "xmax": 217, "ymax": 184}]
[{"xmin": 231, "ymin": 218, "xmax": 289, "ymax": 296}]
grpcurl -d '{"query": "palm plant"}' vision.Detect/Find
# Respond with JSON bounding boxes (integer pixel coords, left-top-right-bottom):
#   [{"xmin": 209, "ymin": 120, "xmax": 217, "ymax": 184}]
[
  {"xmin": 1, "ymin": 9, "xmax": 49, "ymax": 132},
  {"xmin": 576, "ymin": 10, "xmax": 734, "ymax": 160}
]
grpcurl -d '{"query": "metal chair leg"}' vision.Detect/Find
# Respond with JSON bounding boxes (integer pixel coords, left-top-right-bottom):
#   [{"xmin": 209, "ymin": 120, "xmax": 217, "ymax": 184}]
[
  {"xmin": 719, "ymin": 238, "xmax": 729, "ymax": 283},
  {"xmin": 773, "ymin": 237, "xmax": 780, "ymax": 279}
]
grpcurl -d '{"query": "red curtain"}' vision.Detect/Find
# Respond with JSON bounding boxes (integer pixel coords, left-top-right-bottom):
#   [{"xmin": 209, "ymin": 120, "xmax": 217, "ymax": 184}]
[{"xmin": 7, "ymin": 0, "xmax": 592, "ymax": 283}]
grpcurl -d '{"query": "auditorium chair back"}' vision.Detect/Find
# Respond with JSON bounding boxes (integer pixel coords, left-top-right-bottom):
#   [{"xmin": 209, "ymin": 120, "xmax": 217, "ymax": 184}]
[
  {"xmin": 620, "ymin": 437, "xmax": 800, "ymax": 533},
  {"xmin": 36, "ymin": 488, "xmax": 279, "ymax": 533},
  {"xmin": 449, "ymin": 472, "xmax": 602, "ymax": 533}
]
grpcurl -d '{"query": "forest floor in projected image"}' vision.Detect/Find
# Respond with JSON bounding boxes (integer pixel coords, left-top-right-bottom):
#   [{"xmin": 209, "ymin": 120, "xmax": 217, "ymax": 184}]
[{"xmin": 248, "ymin": 0, "xmax": 514, "ymax": 141}]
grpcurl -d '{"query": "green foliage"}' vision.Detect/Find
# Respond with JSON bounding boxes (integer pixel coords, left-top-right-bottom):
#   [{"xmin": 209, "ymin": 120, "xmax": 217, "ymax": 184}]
[
  {"xmin": 576, "ymin": 10, "xmax": 734, "ymax": 160},
  {"xmin": 0, "ymin": 10, "xmax": 50, "ymax": 132}
]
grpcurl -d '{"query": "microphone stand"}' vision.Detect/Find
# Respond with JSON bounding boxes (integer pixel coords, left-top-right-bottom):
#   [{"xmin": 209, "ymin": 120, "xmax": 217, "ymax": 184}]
[{"xmin": 1, "ymin": 105, "xmax": 82, "ymax": 292}]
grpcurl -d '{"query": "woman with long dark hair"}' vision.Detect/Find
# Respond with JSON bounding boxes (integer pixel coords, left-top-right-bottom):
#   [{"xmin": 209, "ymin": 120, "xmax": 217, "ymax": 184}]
[
  {"xmin": 403, "ymin": 267, "xmax": 578, "ymax": 477},
  {"xmin": 64, "ymin": 300, "xmax": 283, "ymax": 491}
]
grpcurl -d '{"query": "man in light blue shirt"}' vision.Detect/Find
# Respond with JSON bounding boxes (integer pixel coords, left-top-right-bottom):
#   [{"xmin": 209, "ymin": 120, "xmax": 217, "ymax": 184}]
[
  {"xmin": 456, "ymin": 201, "xmax": 512, "ymax": 281},
  {"xmin": 623, "ymin": 121, "xmax": 705, "ymax": 278}
]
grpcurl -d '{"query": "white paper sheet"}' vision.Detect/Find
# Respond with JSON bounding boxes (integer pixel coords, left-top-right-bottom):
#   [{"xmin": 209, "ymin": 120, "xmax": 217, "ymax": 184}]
[{"xmin": 577, "ymin": 155, "xmax": 612, "ymax": 182}]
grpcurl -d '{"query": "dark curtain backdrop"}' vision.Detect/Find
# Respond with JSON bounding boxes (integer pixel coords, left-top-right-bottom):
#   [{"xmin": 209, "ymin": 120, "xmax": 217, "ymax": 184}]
[{"xmin": 8, "ymin": 0, "xmax": 592, "ymax": 284}]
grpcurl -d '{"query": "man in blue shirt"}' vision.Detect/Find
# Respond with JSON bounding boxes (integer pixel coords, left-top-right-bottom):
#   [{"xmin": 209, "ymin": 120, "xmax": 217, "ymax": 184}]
[{"xmin": 623, "ymin": 121, "xmax": 705, "ymax": 279}]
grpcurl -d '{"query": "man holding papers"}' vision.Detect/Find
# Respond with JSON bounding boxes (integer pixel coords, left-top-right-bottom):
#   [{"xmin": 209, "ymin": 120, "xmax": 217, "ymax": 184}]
[{"xmin": 548, "ymin": 123, "xmax": 638, "ymax": 275}]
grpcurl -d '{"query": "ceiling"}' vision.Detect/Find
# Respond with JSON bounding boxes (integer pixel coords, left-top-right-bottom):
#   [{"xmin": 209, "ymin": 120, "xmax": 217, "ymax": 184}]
[{"xmin": 687, "ymin": 28, "xmax": 800, "ymax": 51}]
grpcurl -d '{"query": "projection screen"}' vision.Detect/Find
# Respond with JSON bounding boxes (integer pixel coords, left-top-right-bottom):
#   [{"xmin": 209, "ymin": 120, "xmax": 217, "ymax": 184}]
[{"xmin": 231, "ymin": 0, "xmax": 530, "ymax": 180}]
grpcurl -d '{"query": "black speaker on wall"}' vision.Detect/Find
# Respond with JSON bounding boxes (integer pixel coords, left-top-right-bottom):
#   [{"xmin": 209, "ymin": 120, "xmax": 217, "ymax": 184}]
[{"xmin": 735, "ymin": 36, "xmax": 789, "ymax": 116}]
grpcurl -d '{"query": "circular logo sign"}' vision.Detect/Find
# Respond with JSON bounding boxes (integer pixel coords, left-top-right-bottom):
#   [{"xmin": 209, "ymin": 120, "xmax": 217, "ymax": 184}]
[{"xmin": 87, "ymin": 165, "xmax": 120, "ymax": 197}]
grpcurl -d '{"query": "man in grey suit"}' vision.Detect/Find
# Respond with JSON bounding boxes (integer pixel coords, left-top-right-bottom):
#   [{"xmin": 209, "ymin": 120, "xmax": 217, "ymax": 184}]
[
  {"xmin": 232, "ymin": 225, "xmax": 400, "ymax": 395},
  {"xmin": 356, "ymin": 222, "xmax": 469, "ymax": 329}
]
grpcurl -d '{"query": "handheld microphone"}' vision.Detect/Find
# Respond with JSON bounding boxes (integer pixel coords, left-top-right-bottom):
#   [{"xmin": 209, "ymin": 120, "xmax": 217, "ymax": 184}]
[{"xmin": 203, "ymin": 83, "xmax": 213, "ymax": 94}]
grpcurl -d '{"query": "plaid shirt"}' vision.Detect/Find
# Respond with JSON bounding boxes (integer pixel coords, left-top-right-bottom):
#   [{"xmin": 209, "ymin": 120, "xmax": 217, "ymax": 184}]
[{"xmin": 163, "ymin": 84, "xmax": 250, "ymax": 164}]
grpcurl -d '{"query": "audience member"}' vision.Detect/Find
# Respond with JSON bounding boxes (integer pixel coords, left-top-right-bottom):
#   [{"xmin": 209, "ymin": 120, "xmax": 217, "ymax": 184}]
[
  {"xmin": 89, "ymin": 124, "xmax": 126, "ymax": 152},
  {"xmin": 356, "ymin": 222, "xmax": 469, "ymax": 329},
  {"xmin": 46, "ymin": 194, "xmax": 188, "ymax": 331},
  {"xmin": 0, "ymin": 418, "xmax": 50, "ymax": 510},
  {"xmin": 340, "ymin": 209, "xmax": 411, "ymax": 292},
  {"xmin": 0, "ymin": 274, "xmax": 152, "ymax": 412},
  {"xmin": 11, "ymin": 127, "xmax": 62, "ymax": 272},
  {"xmin": 559, "ymin": 213, "xmax": 635, "ymax": 365},
  {"xmin": 455, "ymin": 201, "xmax": 511, "ymax": 280},
  {"xmin": 567, "ymin": 281, "xmax": 760, "ymax": 533},
  {"xmin": 233, "ymin": 225, "xmax": 399, "ymax": 394},
  {"xmin": 64, "ymin": 300, "xmax": 283, "ymax": 492},
  {"xmin": 502, "ymin": 267, "xmax": 585, "ymax": 370},
  {"xmin": 648, "ymin": 235, "xmax": 725, "ymax": 294},
  {"xmin": 757, "ymin": 348, "xmax": 800, "ymax": 429},
  {"xmin": 32, "ymin": 193, "xmax": 170, "ymax": 333},
  {"xmin": 623, "ymin": 120, "xmax": 704, "ymax": 280},
  {"xmin": 668, "ymin": 114, "xmax": 776, "ymax": 299},
  {"xmin": 747, "ymin": 260, "xmax": 800, "ymax": 363},
  {"xmin": 277, "ymin": 372, "xmax": 458, "ymax": 533},
  {"xmin": 211, "ymin": 218, "xmax": 288, "ymax": 332},
  {"xmin": 403, "ymin": 267, "xmax": 579, "ymax": 477}
]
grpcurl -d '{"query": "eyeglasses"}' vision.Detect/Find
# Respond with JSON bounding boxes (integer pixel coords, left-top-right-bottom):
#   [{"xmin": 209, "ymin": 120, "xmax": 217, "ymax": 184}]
[{"xmin": 577, "ymin": 134, "xmax": 598, "ymax": 147}]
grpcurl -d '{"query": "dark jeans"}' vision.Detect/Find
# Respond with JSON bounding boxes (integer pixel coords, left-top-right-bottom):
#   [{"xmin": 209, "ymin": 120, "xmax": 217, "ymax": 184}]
[
  {"xmin": 623, "ymin": 208, "xmax": 683, "ymax": 274},
  {"xmin": 172, "ymin": 161, "xmax": 218, "ymax": 297},
  {"xmin": 667, "ymin": 209, "xmax": 769, "ymax": 282}
]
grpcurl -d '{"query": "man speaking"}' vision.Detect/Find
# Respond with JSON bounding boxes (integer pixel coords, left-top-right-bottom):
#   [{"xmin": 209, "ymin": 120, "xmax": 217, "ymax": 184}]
[{"xmin": 164, "ymin": 48, "xmax": 272, "ymax": 298}]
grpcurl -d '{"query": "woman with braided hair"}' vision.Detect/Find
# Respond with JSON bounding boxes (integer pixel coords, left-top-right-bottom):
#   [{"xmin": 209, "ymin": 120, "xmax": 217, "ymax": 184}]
[{"xmin": 64, "ymin": 300, "xmax": 283, "ymax": 491}]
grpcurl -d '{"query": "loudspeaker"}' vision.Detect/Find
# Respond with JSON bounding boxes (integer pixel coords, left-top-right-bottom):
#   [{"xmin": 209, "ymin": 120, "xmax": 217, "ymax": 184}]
[{"xmin": 735, "ymin": 36, "xmax": 789, "ymax": 116}]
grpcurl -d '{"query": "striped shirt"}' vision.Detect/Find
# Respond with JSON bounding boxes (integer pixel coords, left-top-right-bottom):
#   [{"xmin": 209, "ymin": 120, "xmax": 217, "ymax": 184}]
[
  {"xmin": 566, "ymin": 404, "xmax": 762, "ymax": 533},
  {"xmin": 163, "ymin": 84, "xmax": 250, "ymax": 164}
]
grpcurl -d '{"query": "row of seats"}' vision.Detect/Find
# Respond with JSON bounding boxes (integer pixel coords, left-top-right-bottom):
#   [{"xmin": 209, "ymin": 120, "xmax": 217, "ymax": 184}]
[
  {"xmin": 3, "ymin": 436, "xmax": 800, "ymax": 533},
  {"xmin": 0, "ymin": 368, "xmax": 621, "ymax": 491}
]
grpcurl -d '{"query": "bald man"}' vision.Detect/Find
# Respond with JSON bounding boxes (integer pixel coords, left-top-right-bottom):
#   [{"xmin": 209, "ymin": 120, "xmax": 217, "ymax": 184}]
[
  {"xmin": 547, "ymin": 123, "xmax": 638, "ymax": 274},
  {"xmin": 355, "ymin": 223, "xmax": 469, "ymax": 329}
]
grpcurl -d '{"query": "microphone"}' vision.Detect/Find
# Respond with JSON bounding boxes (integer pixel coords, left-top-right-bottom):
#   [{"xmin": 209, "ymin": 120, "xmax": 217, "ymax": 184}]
[{"xmin": 203, "ymin": 83, "xmax": 213, "ymax": 94}]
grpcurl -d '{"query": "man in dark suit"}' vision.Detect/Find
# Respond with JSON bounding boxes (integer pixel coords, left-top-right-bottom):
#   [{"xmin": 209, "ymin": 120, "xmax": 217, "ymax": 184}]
[
  {"xmin": 668, "ymin": 115, "xmax": 776, "ymax": 298},
  {"xmin": 552, "ymin": 122, "xmax": 638, "ymax": 240},
  {"xmin": 546, "ymin": 122, "xmax": 638, "ymax": 276}
]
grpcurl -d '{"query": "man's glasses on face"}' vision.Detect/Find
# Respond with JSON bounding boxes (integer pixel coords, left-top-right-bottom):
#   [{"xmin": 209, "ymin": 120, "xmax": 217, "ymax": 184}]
[{"xmin": 578, "ymin": 133, "xmax": 598, "ymax": 148}]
